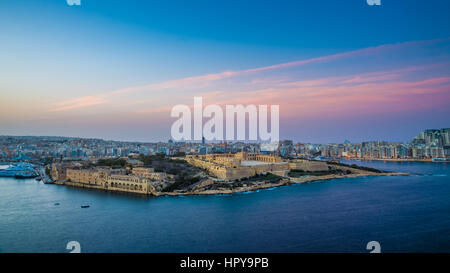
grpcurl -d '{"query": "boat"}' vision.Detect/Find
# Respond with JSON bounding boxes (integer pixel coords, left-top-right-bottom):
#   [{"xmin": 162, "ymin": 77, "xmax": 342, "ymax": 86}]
[
  {"xmin": 81, "ymin": 205, "xmax": 90, "ymax": 208},
  {"xmin": 0, "ymin": 162, "xmax": 38, "ymax": 178},
  {"xmin": 432, "ymin": 158, "xmax": 448, "ymax": 162},
  {"xmin": 0, "ymin": 167, "xmax": 15, "ymax": 177},
  {"xmin": 14, "ymin": 171, "xmax": 38, "ymax": 179}
]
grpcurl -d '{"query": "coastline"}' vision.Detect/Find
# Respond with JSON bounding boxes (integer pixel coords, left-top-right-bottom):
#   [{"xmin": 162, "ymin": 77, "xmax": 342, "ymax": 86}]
[
  {"xmin": 154, "ymin": 170, "xmax": 411, "ymax": 197},
  {"xmin": 53, "ymin": 169, "xmax": 410, "ymax": 198},
  {"xmin": 343, "ymin": 158, "xmax": 447, "ymax": 162},
  {"xmin": 3, "ymin": 160, "xmax": 412, "ymax": 198}
]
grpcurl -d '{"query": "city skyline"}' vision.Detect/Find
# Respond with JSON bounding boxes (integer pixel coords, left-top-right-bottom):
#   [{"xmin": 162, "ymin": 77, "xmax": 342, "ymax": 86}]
[
  {"xmin": 1, "ymin": 126, "xmax": 449, "ymax": 145},
  {"xmin": 1, "ymin": 1, "xmax": 450, "ymax": 143},
  {"xmin": 1, "ymin": 128, "xmax": 448, "ymax": 161}
]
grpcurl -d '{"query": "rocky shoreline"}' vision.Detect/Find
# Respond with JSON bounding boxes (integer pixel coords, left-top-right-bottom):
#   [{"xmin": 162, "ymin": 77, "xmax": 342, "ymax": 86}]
[
  {"xmin": 52, "ymin": 162, "xmax": 411, "ymax": 198},
  {"xmin": 154, "ymin": 170, "xmax": 411, "ymax": 197}
]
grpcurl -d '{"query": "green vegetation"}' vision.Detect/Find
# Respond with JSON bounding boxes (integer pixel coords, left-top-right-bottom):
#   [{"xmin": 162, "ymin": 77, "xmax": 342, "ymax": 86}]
[
  {"xmin": 288, "ymin": 168, "xmax": 351, "ymax": 177},
  {"xmin": 240, "ymin": 173, "xmax": 282, "ymax": 183},
  {"xmin": 162, "ymin": 172, "xmax": 284, "ymax": 193},
  {"xmin": 200, "ymin": 173, "xmax": 283, "ymax": 192},
  {"xmin": 326, "ymin": 161, "xmax": 385, "ymax": 173},
  {"xmin": 171, "ymin": 158, "xmax": 187, "ymax": 164},
  {"xmin": 138, "ymin": 153, "xmax": 170, "ymax": 166},
  {"xmin": 45, "ymin": 166, "xmax": 51, "ymax": 178},
  {"xmin": 139, "ymin": 154, "xmax": 202, "ymax": 176},
  {"xmin": 162, "ymin": 175, "xmax": 200, "ymax": 192},
  {"xmin": 136, "ymin": 153, "xmax": 204, "ymax": 192},
  {"xmin": 96, "ymin": 158, "xmax": 127, "ymax": 169},
  {"xmin": 43, "ymin": 157, "xmax": 54, "ymax": 165},
  {"xmin": 138, "ymin": 154, "xmax": 153, "ymax": 166}
]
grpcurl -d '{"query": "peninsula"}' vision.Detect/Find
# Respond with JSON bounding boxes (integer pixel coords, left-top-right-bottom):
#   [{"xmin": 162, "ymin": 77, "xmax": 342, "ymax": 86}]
[{"xmin": 48, "ymin": 152, "xmax": 409, "ymax": 197}]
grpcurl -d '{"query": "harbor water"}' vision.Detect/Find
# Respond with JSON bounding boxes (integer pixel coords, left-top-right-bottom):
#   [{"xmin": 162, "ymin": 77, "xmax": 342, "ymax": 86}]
[{"xmin": 0, "ymin": 161, "xmax": 449, "ymax": 253}]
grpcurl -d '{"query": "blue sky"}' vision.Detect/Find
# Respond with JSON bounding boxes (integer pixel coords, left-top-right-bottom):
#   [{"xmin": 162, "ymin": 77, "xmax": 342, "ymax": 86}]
[{"xmin": 1, "ymin": 0, "xmax": 449, "ymax": 142}]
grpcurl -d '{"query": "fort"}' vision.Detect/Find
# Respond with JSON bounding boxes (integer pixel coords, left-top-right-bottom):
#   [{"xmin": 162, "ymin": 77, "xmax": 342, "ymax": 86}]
[
  {"xmin": 47, "ymin": 153, "xmax": 410, "ymax": 196},
  {"xmin": 185, "ymin": 152, "xmax": 328, "ymax": 181},
  {"xmin": 50, "ymin": 153, "xmax": 331, "ymax": 195}
]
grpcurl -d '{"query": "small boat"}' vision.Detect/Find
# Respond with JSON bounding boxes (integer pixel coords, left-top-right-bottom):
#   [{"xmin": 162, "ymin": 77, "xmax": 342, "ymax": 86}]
[
  {"xmin": 54, "ymin": 203, "xmax": 60, "ymax": 206},
  {"xmin": 81, "ymin": 205, "xmax": 90, "ymax": 208},
  {"xmin": 432, "ymin": 158, "xmax": 448, "ymax": 162}
]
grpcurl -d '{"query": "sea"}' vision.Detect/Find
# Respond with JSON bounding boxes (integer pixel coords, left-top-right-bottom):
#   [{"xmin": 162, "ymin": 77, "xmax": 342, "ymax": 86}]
[{"xmin": 0, "ymin": 161, "xmax": 449, "ymax": 253}]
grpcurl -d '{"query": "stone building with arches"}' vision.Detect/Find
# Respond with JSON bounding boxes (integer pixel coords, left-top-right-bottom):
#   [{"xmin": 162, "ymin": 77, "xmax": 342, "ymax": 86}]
[
  {"xmin": 64, "ymin": 167, "xmax": 161, "ymax": 195},
  {"xmin": 105, "ymin": 174, "xmax": 156, "ymax": 194}
]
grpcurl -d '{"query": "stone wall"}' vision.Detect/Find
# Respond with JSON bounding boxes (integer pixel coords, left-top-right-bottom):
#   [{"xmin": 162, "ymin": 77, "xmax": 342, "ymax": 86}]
[
  {"xmin": 186, "ymin": 155, "xmax": 289, "ymax": 181},
  {"xmin": 132, "ymin": 167, "xmax": 155, "ymax": 176},
  {"xmin": 289, "ymin": 160, "xmax": 328, "ymax": 172}
]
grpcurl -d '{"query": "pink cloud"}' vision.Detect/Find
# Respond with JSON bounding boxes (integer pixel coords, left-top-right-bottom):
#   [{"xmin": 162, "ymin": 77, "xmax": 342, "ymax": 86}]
[
  {"xmin": 49, "ymin": 96, "xmax": 107, "ymax": 112},
  {"xmin": 49, "ymin": 38, "xmax": 448, "ymax": 112}
]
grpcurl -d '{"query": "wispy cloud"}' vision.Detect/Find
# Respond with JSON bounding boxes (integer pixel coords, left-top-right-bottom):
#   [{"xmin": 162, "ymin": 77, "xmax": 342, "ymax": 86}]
[
  {"xmin": 50, "ymin": 38, "xmax": 448, "ymax": 112},
  {"xmin": 49, "ymin": 96, "xmax": 107, "ymax": 112}
]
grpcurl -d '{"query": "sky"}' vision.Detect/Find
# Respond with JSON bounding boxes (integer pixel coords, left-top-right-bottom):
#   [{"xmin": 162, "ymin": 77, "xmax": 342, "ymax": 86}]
[{"xmin": 1, "ymin": 0, "xmax": 450, "ymax": 143}]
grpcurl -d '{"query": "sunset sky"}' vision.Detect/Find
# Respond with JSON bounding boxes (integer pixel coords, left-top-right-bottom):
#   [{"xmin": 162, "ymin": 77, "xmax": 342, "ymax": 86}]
[{"xmin": 1, "ymin": 0, "xmax": 450, "ymax": 143}]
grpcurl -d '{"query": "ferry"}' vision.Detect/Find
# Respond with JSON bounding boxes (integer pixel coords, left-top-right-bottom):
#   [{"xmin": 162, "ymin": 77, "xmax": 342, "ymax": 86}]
[
  {"xmin": 14, "ymin": 171, "xmax": 38, "ymax": 179},
  {"xmin": 0, "ymin": 162, "xmax": 38, "ymax": 178}
]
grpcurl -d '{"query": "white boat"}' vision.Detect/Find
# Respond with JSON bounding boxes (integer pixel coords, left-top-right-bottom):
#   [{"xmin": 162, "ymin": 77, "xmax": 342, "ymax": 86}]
[{"xmin": 0, "ymin": 162, "xmax": 38, "ymax": 178}]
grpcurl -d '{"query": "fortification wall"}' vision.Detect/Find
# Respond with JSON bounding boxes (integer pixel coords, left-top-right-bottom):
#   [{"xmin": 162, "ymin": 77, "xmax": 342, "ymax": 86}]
[{"xmin": 289, "ymin": 160, "xmax": 328, "ymax": 172}]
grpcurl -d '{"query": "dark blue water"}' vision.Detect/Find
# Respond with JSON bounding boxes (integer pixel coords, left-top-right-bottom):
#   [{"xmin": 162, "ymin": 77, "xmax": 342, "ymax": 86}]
[{"xmin": 0, "ymin": 161, "xmax": 449, "ymax": 253}]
